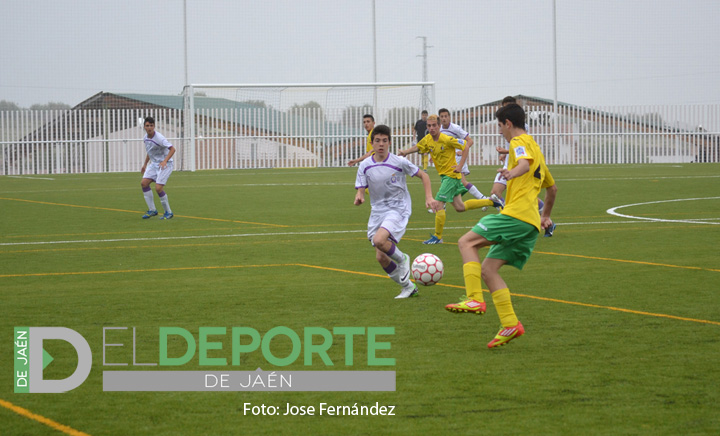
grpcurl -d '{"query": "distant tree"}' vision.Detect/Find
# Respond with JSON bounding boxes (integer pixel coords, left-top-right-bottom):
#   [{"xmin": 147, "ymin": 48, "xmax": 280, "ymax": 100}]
[
  {"xmin": 241, "ymin": 100, "xmax": 268, "ymax": 108},
  {"xmin": 194, "ymin": 91, "xmax": 207, "ymax": 97},
  {"xmin": 30, "ymin": 102, "xmax": 71, "ymax": 111},
  {"xmin": 385, "ymin": 106, "xmax": 417, "ymax": 126},
  {"xmin": 341, "ymin": 104, "xmax": 373, "ymax": 126},
  {"xmin": 0, "ymin": 100, "xmax": 22, "ymax": 111},
  {"xmin": 289, "ymin": 101, "xmax": 325, "ymax": 120}
]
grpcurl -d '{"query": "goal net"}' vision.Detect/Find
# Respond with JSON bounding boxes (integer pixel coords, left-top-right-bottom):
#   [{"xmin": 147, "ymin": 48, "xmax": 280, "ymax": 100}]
[{"xmin": 182, "ymin": 82, "xmax": 434, "ymax": 170}]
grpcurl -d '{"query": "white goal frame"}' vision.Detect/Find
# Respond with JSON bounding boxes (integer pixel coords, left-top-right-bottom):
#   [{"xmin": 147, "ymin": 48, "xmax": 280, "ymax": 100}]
[{"xmin": 182, "ymin": 82, "xmax": 435, "ymax": 171}]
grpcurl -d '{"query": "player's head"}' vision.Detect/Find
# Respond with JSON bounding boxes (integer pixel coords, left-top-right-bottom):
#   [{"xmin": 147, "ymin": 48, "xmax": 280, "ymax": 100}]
[
  {"xmin": 501, "ymin": 96, "xmax": 517, "ymax": 106},
  {"xmin": 143, "ymin": 116, "xmax": 156, "ymax": 135},
  {"xmin": 496, "ymin": 103, "xmax": 526, "ymax": 141},
  {"xmin": 362, "ymin": 114, "xmax": 375, "ymax": 132},
  {"xmin": 370, "ymin": 124, "xmax": 391, "ymax": 154},
  {"xmin": 426, "ymin": 114, "xmax": 440, "ymax": 136},
  {"xmin": 438, "ymin": 108, "xmax": 451, "ymax": 127},
  {"xmin": 421, "ymin": 110, "xmax": 428, "ymax": 120}
]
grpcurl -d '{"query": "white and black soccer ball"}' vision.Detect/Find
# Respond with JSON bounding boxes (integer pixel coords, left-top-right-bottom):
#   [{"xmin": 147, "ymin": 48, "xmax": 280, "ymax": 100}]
[{"xmin": 411, "ymin": 253, "xmax": 444, "ymax": 286}]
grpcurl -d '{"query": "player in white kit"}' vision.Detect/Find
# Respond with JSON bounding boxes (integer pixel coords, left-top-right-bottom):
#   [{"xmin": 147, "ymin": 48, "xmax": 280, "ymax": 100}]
[
  {"xmin": 140, "ymin": 116, "xmax": 175, "ymax": 220},
  {"xmin": 354, "ymin": 125, "xmax": 442, "ymax": 299}
]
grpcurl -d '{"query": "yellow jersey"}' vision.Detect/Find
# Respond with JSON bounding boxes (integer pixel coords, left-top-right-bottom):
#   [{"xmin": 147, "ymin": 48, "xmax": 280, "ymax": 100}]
[
  {"xmin": 366, "ymin": 129, "xmax": 374, "ymax": 153},
  {"xmin": 417, "ymin": 133, "xmax": 466, "ymax": 179},
  {"xmin": 502, "ymin": 134, "xmax": 555, "ymax": 231}
]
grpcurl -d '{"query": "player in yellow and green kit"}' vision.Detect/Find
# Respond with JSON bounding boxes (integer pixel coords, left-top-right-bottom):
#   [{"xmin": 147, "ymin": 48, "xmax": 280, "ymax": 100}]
[
  {"xmin": 398, "ymin": 115, "xmax": 502, "ymax": 244},
  {"xmin": 347, "ymin": 114, "xmax": 376, "ymax": 166},
  {"xmin": 446, "ymin": 103, "xmax": 557, "ymax": 348}
]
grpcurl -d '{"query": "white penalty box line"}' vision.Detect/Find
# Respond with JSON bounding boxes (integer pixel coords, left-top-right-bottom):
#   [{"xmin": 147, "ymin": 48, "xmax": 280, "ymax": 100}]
[{"xmin": 0, "ymin": 220, "xmax": 695, "ymax": 247}]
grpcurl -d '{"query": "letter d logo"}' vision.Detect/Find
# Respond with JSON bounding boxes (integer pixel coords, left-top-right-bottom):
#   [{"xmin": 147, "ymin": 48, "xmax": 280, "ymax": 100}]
[{"xmin": 26, "ymin": 327, "xmax": 92, "ymax": 393}]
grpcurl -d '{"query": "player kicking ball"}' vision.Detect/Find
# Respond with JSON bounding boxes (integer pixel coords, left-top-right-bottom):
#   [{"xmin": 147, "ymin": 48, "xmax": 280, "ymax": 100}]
[
  {"xmin": 354, "ymin": 124, "xmax": 442, "ymax": 299},
  {"xmin": 447, "ymin": 103, "xmax": 557, "ymax": 348}
]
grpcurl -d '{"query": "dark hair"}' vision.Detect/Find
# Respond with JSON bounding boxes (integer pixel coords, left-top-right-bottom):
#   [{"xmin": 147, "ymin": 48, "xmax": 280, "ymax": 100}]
[
  {"xmin": 371, "ymin": 124, "xmax": 391, "ymax": 142},
  {"xmin": 144, "ymin": 116, "xmax": 155, "ymax": 125},
  {"xmin": 501, "ymin": 96, "xmax": 517, "ymax": 105},
  {"xmin": 421, "ymin": 110, "xmax": 428, "ymax": 115},
  {"xmin": 363, "ymin": 114, "xmax": 375, "ymax": 122},
  {"xmin": 438, "ymin": 108, "xmax": 450, "ymax": 116},
  {"xmin": 495, "ymin": 103, "xmax": 526, "ymax": 128}
]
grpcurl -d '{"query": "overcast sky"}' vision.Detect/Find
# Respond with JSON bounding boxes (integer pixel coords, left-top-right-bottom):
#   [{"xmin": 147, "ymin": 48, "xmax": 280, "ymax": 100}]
[{"xmin": 2, "ymin": 0, "xmax": 719, "ymax": 110}]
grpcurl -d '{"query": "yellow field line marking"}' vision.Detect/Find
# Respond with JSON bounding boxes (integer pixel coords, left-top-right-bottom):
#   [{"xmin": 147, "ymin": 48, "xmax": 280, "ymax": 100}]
[
  {"xmin": 0, "ymin": 197, "xmax": 287, "ymax": 228},
  {"xmin": 0, "ymin": 238, "xmax": 360, "ymax": 255},
  {"xmin": 0, "ymin": 264, "xmax": 287, "ymax": 278},
  {"xmin": 403, "ymin": 237, "xmax": 720, "ymax": 273},
  {"xmin": 535, "ymin": 251, "xmax": 720, "ymax": 273},
  {"xmin": 1, "ymin": 262, "xmax": 717, "ymax": 326},
  {"xmin": 294, "ymin": 264, "xmax": 720, "ymax": 326},
  {"xmin": 0, "ymin": 398, "xmax": 91, "ymax": 436}
]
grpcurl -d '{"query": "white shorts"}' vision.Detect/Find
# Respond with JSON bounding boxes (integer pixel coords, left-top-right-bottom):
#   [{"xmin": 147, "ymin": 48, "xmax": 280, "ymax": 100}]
[
  {"xmin": 367, "ymin": 210, "xmax": 409, "ymax": 244},
  {"xmin": 143, "ymin": 162, "xmax": 174, "ymax": 185},
  {"xmin": 455, "ymin": 154, "xmax": 470, "ymax": 175},
  {"xmin": 493, "ymin": 160, "xmax": 508, "ymax": 185}
]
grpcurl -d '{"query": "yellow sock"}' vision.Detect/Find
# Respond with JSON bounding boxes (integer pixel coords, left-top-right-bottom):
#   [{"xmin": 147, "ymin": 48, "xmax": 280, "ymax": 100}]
[
  {"xmin": 422, "ymin": 154, "xmax": 428, "ymax": 170},
  {"xmin": 462, "ymin": 262, "xmax": 484, "ymax": 302},
  {"xmin": 464, "ymin": 199, "xmax": 493, "ymax": 211},
  {"xmin": 492, "ymin": 288, "xmax": 519, "ymax": 328},
  {"xmin": 434, "ymin": 208, "xmax": 446, "ymax": 239}
]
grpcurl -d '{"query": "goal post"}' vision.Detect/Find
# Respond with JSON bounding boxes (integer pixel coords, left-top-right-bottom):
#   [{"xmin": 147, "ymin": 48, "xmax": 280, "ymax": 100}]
[{"xmin": 182, "ymin": 82, "xmax": 435, "ymax": 170}]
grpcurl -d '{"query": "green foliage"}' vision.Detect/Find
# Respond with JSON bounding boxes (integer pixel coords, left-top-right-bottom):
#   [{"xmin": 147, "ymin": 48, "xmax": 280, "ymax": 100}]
[{"xmin": 1, "ymin": 164, "xmax": 719, "ymax": 435}]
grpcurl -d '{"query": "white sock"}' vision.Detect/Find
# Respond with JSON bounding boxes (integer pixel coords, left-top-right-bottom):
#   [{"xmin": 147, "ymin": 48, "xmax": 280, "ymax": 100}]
[
  {"xmin": 386, "ymin": 243, "xmax": 406, "ymax": 264},
  {"xmin": 143, "ymin": 188, "xmax": 156, "ymax": 211},
  {"xmin": 159, "ymin": 192, "xmax": 172, "ymax": 214},
  {"xmin": 384, "ymin": 262, "xmax": 410, "ymax": 286},
  {"xmin": 466, "ymin": 184, "xmax": 485, "ymax": 200}
]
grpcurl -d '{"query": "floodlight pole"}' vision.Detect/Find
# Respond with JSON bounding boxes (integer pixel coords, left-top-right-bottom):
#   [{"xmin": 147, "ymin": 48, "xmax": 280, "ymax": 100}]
[
  {"xmin": 417, "ymin": 36, "xmax": 433, "ymax": 111},
  {"xmin": 552, "ymin": 0, "xmax": 559, "ymax": 161},
  {"xmin": 372, "ymin": 0, "xmax": 378, "ymax": 117}
]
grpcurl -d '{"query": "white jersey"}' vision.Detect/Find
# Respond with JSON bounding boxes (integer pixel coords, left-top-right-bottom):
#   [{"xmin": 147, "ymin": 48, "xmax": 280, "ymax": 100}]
[
  {"xmin": 144, "ymin": 131, "xmax": 174, "ymax": 164},
  {"xmin": 441, "ymin": 122, "xmax": 471, "ymax": 174},
  {"xmin": 355, "ymin": 153, "xmax": 419, "ymax": 218},
  {"xmin": 440, "ymin": 122, "xmax": 469, "ymax": 141}
]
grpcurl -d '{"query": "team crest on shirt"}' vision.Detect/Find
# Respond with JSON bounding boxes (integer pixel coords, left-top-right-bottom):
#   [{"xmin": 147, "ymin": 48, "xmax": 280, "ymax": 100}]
[
  {"xmin": 514, "ymin": 146, "xmax": 527, "ymax": 157},
  {"xmin": 390, "ymin": 173, "xmax": 398, "ymax": 183}
]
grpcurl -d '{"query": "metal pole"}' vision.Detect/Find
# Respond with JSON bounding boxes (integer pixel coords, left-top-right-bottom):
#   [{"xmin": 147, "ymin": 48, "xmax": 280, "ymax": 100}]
[
  {"xmin": 417, "ymin": 36, "xmax": 433, "ymax": 111},
  {"xmin": 183, "ymin": 0, "xmax": 189, "ymax": 86},
  {"xmin": 372, "ymin": 0, "xmax": 378, "ymax": 117},
  {"xmin": 552, "ymin": 0, "xmax": 559, "ymax": 161}
]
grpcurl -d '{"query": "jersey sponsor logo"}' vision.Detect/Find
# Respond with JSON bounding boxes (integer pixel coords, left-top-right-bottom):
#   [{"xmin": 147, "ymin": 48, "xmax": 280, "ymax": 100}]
[{"xmin": 514, "ymin": 146, "xmax": 527, "ymax": 157}]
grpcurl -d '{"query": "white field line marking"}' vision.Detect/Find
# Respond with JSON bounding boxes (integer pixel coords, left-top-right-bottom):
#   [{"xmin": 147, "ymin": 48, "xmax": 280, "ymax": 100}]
[
  {"xmin": 607, "ymin": 197, "xmax": 720, "ymax": 225},
  {"xmin": 2, "ymin": 174, "xmax": 720, "ymax": 195},
  {"xmin": 0, "ymin": 220, "xmax": 688, "ymax": 247},
  {"xmin": 5, "ymin": 175, "xmax": 55, "ymax": 180}
]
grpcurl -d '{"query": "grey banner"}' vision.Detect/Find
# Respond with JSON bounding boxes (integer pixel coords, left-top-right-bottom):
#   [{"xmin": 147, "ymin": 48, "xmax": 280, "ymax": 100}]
[{"xmin": 103, "ymin": 370, "xmax": 395, "ymax": 392}]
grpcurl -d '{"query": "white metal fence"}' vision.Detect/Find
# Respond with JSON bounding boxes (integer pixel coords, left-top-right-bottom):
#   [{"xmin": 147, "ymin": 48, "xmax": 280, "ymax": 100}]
[{"xmin": 1, "ymin": 104, "xmax": 718, "ymax": 175}]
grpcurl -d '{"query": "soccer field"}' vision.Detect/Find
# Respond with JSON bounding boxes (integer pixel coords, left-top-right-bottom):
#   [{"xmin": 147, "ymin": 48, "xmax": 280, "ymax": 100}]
[{"xmin": 1, "ymin": 163, "xmax": 719, "ymax": 435}]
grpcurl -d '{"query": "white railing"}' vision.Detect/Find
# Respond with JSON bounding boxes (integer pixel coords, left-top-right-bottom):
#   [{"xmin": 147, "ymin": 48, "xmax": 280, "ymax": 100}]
[{"xmin": 1, "ymin": 105, "xmax": 718, "ymax": 175}]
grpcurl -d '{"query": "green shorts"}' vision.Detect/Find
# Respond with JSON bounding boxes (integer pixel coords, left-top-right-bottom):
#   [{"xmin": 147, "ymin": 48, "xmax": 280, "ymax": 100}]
[
  {"xmin": 435, "ymin": 175, "xmax": 467, "ymax": 202},
  {"xmin": 471, "ymin": 213, "xmax": 539, "ymax": 270}
]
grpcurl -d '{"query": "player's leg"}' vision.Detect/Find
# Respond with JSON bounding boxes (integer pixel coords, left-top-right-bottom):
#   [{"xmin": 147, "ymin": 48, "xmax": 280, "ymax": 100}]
[
  {"xmin": 140, "ymin": 165, "xmax": 159, "ymax": 218},
  {"xmin": 372, "ymin": 228, "xmax": 410, "ymax": 282},
  {"xmin": 445, "ymin": 223, "xmax": 494, "ymax": 314},
  {"xmin": 483, "ymin": 257, "xmax": 525, "ymax": 348},
  {"xmin": 421, "ymin": 153, "xmax": 428, "ymax": 171},
  {"xmin": 155, "ymin": 163, "xmax": 174, "ymax": 219},
  {"xmin": 461, "ymin": 166, "xmax": 486, "ymax": 200}
]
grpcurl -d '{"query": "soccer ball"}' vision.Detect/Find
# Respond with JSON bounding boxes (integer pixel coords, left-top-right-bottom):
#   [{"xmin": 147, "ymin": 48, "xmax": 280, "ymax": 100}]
[{"xmin": 411, "ymin": 253, "xmax": 444, "ymax": 286}]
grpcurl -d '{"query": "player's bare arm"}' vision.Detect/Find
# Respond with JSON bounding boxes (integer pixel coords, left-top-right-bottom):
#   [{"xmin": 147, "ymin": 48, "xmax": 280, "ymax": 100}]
[
  {"xmin": 353, "ymin": 188, "xmax": 365, "ymax": 205},
  {"xmin": 498, "ymin": 158, "xmax": 530, "ymax": 180}
]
